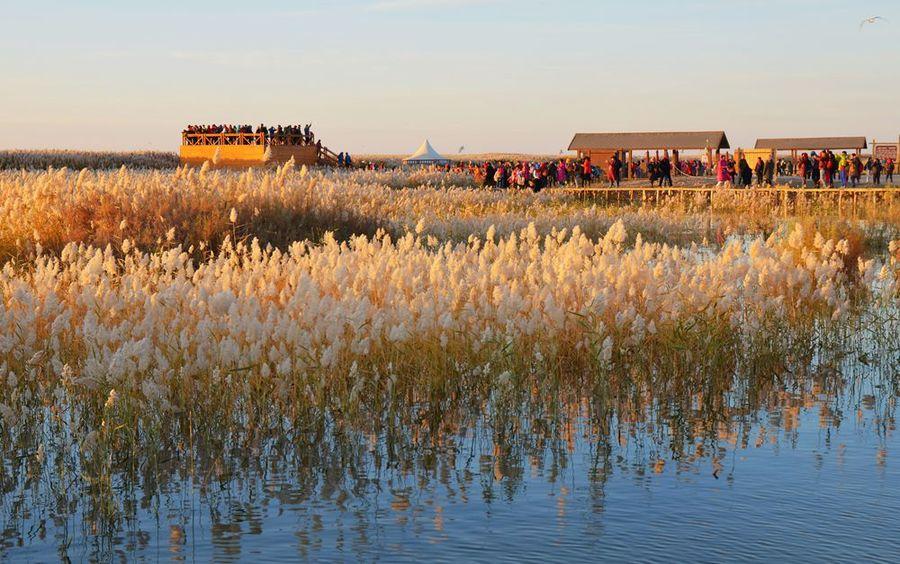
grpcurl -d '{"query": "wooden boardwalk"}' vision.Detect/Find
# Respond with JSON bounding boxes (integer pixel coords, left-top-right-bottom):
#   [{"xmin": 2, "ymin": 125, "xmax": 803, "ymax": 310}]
[{"xmin": 561, "ymin": 185, "xmax": 900, "ymax": 215}]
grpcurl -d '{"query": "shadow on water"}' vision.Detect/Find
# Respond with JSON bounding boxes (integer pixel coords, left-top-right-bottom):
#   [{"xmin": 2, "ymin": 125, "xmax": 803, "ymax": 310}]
[{"xmin": 0, "ymin": 325, "xmax": 897, "ymax": 561}]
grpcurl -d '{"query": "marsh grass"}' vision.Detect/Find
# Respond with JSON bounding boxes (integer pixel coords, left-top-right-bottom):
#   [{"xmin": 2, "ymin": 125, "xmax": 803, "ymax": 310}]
[
  {"xmin": 0, "ymin": 150, "xmax": 179, "ymax": 171},
  {"xmin": 1, "ymin": 167, "xmax": 898, "ymax": 263}
]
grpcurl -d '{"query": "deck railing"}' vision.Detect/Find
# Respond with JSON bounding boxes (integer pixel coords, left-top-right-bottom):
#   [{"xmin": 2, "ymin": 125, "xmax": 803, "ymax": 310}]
[{"xmin": 181, "ymin": 132, "xmax": 315, "ymax": 147}]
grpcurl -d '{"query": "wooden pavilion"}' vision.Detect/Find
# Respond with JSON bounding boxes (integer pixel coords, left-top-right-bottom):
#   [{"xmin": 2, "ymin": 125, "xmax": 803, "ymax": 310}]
[
  {"xmin": 568, "ymin": 131, "xmax": 730, "ymax": 179},
  {"xmin": 754, "ymin": 137, "xmax": 868, "ymax": 161}
]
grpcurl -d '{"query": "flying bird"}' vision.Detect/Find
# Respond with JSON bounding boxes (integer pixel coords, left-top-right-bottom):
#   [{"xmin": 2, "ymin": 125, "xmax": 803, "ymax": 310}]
[{"xmin": 859, "ymin": 16, "xmax": 887, "ymax": 30}]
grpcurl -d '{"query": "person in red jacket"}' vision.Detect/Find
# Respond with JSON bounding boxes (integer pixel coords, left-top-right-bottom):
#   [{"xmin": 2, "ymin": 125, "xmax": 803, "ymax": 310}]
[
  {"xmin": 606, "ymin": 155, "xmax": 619, "ymax": 187},
  {"xmin": 582, "ymin": 156, "xmax": 592, "ymax": 185}
]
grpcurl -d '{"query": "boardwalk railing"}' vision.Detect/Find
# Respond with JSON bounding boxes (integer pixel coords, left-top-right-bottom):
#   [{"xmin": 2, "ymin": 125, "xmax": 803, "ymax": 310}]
[
  {"xmin": 181, "ymin": 132, "xmax": 315, "ymax": 147},
  {"xmin": 561, "ymin": 186, "xmax": 900, "ymax": 216}
]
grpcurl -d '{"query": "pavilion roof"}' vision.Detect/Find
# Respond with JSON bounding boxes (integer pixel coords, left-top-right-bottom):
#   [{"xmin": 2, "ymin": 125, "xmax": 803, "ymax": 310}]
[
  {"xmin": 754, "ymin": 137, "xmax": 868, "ymax": 150},
  {"xmin": 569, "ymin": 131, "xmax": 730, "ymax": 151}
]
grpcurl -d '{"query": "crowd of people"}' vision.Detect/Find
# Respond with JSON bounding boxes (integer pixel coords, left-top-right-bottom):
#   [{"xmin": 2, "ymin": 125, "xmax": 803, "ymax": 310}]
[
  {"xmin": 467, "ymin": 157, "xmax": 638, "ymax": 191},
  {"xmin": 182, "ymin": 124, "xmax": 318, "ymax": 146},
  {"xmin": 713, "ymin": 154, "xmax": 776, "ymax": 188},
  {"xmin": 712, "ymin": 151, "xmax": 895, "ymax": 189},
  {"xmin": 465, "ymin": 155, "xmax": 698, "ymax": 190},
  {"xmin": 792, "ymin": 151, "xmax": 893, "ymax": 187},
  {"xmin": 447, "ymin": 152, "xmax": 897, "ymax": 192},
  {"xmin": 355, "ymin": 151, "xmax": 898, "ymax": 190}
]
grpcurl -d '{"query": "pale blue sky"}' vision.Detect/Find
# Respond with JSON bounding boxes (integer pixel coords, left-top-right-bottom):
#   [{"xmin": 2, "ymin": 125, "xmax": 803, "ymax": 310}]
[{"xmin": 1, "ymin": 0, "xmax": 898, "ymax": 154}]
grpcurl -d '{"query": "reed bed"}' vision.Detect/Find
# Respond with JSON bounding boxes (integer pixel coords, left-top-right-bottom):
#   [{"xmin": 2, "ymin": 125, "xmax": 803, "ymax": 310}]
[
  {"xmin": 1, "ymin": 165, "xmax": 897, "ymax": 262},
  {"xmin": 0, "ymin": 220, "xmax": 895, "ymax": 430},
  {"xmin": 0, "ymin": 150, "xmax": 179, "ymax": 171}
]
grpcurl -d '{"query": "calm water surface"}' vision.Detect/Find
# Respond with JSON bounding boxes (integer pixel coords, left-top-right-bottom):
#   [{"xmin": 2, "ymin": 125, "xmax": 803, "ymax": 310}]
[{"xmin": 2, "ymin": 358, "xmax": 897, "ymax": 562}]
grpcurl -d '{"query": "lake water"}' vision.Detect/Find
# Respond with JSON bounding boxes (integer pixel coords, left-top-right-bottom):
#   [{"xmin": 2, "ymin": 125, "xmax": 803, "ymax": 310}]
[{"xmin": 2, "ymin": 356, "xmax": 897, "ymax": 562}]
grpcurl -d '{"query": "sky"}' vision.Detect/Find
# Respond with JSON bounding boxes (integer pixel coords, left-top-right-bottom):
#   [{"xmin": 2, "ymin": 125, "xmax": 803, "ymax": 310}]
[{"xmin": 1, "ymin": 0, "xmax": 898, "ymax": 155}]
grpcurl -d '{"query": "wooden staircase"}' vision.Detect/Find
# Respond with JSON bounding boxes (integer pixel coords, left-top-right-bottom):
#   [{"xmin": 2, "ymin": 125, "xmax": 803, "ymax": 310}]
[{"xmin": 318, "ymin": 145, "xmax": 341, "ymax": 167}]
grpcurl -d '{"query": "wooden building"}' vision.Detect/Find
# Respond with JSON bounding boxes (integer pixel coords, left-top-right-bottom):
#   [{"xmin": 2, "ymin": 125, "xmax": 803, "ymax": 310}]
[
  {"xmin": 568, "ymin": 131, "xmax": 730, "ymax": 179},
  {"xmin": 754, "ymin": 137, "xmax": 868, "ymax": 161}
]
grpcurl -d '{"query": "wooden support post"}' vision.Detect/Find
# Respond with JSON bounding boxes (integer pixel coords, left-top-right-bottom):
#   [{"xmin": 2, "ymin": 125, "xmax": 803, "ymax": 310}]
[{"xmin": 627, "ymin": 150, "xmax": 634, "ymax": 180}]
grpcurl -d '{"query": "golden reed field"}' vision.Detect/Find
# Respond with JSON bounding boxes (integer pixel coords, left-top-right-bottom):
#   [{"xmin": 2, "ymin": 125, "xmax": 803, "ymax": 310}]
[{"xmin": 0, "ymin": 161, "xmax": 896, "ymax": 412}]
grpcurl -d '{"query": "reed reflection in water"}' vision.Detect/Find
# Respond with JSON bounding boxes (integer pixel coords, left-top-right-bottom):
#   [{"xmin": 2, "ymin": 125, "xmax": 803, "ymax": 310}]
[{"xmin": 1, "ymin": 346, "xmax": 897, "ymax": 562}]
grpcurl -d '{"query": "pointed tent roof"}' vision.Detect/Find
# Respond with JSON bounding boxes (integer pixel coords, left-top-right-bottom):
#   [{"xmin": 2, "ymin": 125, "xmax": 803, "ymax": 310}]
[{"xmin": 404, "ymin": 140, "xmax": 449, "ymax": 163}]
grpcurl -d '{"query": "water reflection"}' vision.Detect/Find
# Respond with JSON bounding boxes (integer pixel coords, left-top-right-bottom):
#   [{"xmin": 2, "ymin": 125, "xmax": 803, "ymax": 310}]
[{"xmin": 1, "ymin": 350, "xmax": 897, "ymax": 561}]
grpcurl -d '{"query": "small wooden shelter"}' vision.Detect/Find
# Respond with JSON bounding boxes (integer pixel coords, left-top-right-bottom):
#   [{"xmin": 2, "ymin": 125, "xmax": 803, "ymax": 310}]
[
  {"xmin": 568, "ymin": 131, "xmax": 730, "ymax": 178},
  {"xmin": 754, "ymin": 137, "xmax": 868, "ymax": 161}
]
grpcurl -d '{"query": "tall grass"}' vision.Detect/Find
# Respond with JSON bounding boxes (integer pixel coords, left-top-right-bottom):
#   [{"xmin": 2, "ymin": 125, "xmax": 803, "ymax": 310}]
[
  {"xmin": 1, "ymin": 166, "xmax": 897, "ymax": 261},
  {"xmin": 0, "ymin": 150, "xmax": 179, "ymax": 170}
]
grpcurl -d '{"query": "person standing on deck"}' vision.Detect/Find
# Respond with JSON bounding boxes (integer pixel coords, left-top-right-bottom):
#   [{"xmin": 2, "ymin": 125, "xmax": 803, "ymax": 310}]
[
  {"xmin": 754, "ymin": 157, "xmax": 765, "ymax": 187},
  {"xmin": 810, "ymin": 152, "xmax": 821, "ymax": 187},
  {"xmin": 659, "ymin": 156, "xmax": 673, "ymax": 187},
  {"xmin": 797, "ymin": 153, "xmax": 810, "ymax": 187},
  {"xmin": 823, "ymin": 151, "xmax": 835, "ymax": 188},
  {"xmin": 484, "ymin": 162, "xmax": 496, "ymax": 188},
  {"xmin": 838, "ymin": 151, "xmax": 849, "ymax": 188},
  {"xmin": 738, "ymin": 155, "xmax": 751, "ymax": 188},
  {"xmin": 871, "ymin": 158, "xmax": 883, "ymax": 186},
  {"xmin": 716, "ymin": 155, "xmax": 732, "ymax": 189},
  {"xmin": 516, "ymin": 164, "xmax": 528, "ymax": 190},
  {"xmin": 495, "ymin": 163, "xmax": 507, "ymax": 188},
  {"xmin": 581, "ymin": 156, "xmax": 593, "ymax": 185},
  {"xmin": 817, "ymin": 151, "xmax": 828, "ymax": 187},
  {"xmin": 556, "ymin": 160, "xmax": 567, "ymax": 186},
  {"xmin": 606, "ymin": 154, "xmax": 620, "ymax": 187},
  {"xmin": 850, "ymin": 154, "xmax": 863, "ymax": 187},
  {"xmin": 764, "ymin": 156, "xmax": 775, "ymax": 187},
  {"xmin": 886, "ymin": 158, "xmax": 895, "ymax": 184}
]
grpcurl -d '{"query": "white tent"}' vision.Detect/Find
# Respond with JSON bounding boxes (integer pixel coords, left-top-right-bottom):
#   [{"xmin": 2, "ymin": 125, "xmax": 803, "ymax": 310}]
[{"xmin": 403, "ymin": 139, "xmax": 449, "ymax": 165}]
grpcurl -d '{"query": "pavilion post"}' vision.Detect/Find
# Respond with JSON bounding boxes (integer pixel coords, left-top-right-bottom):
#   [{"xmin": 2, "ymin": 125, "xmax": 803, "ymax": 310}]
[{"xmin": 627, "ymin": 150, "xmax": 634, "ymax": 180}]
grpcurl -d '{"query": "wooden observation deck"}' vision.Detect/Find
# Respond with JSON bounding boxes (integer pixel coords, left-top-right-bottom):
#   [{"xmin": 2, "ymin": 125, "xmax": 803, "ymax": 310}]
[{"xmin": 179, "ymin": 132, "xmax": 341, "ymax": 167}]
